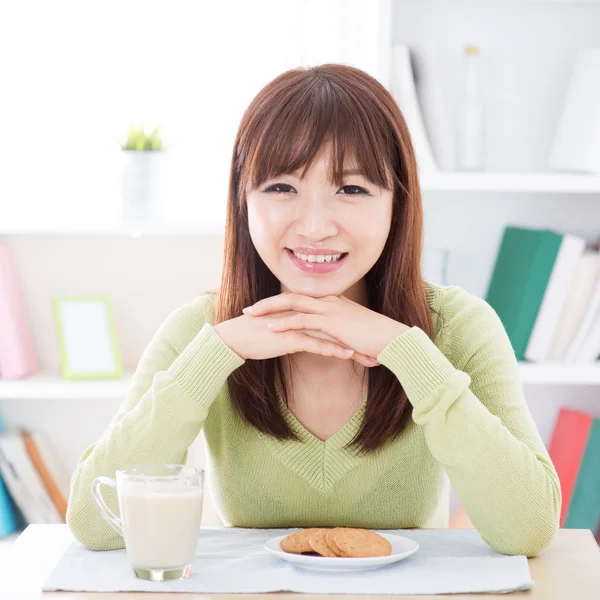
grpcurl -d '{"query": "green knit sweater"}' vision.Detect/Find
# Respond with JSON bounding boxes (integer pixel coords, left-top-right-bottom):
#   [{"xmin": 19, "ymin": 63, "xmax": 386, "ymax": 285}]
[{"xmin": 66, "ymin": 282, "xmax": 560, "ymax": 557}]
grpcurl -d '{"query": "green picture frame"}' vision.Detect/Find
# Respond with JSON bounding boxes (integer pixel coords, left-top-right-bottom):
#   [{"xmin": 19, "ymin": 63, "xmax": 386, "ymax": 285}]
[{"xmin": 53, "ymin": 296, "xmax": 123, "ymax": 380}]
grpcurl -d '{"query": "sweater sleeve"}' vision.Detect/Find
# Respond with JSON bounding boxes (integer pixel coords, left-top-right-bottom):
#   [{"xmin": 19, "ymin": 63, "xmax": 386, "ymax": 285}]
[
  {"xmin": 376, "ymin": 286, "xmax": 561, "ymax": 557},
  {"xmin": 66, "ymin": 295, "xmax": 245, "ymax": 551}
]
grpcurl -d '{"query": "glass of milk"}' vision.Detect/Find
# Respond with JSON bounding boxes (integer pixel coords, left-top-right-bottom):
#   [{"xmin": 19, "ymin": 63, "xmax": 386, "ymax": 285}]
[{"xmin": 91, "ymin": 464, "xmax": 204, "ymax": 581}]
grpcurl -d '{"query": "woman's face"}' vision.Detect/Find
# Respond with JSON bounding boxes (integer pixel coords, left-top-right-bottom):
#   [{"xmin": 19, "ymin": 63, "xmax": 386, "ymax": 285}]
[{"xmin": 246, "ymin": 143, "xmax": 393, "ymax": 299}]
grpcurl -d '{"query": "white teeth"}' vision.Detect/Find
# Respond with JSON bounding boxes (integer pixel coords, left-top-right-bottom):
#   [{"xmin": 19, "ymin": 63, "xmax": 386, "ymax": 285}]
[{"xmin": 292, "ymin": 251, "xmax": 344, "ymax": 263}]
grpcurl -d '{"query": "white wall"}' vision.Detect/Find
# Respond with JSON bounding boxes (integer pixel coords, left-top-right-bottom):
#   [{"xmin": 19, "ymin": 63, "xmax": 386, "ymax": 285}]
[{"xmin": 1, "ymin": 0, "xmax": 600, "ymax": 524}]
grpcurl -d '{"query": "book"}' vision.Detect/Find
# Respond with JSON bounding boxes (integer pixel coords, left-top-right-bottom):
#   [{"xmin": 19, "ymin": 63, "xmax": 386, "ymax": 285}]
[
  {"xmin": 0, "ymin": 433, "xmax": 63, "ymax": 524},
  {"xmin": 0, "ymin": 411, "xmax": 20, "ymax": 537},
  {"xmin": 564, "ymin": 416, "xmax": 600, "ymax": 531},
  {"xmin": 547, "ymin": 251, "xmax": 600, "ymax": 361},
  {"xmin": 411, "ymin": 43, "xmax": 455, "ymax": 171},
  {"xmin": 21, "ymin": 429, "xmax": 69, "ymax": 520},
  {"xmin": 548, "ymin": 407, "xmax": 594, "ymax": 526},
  {"xmin": 524, "ymin": 233, "xmax": 585, "ymax": 362},
  {"xmin": 485, "ymin": 226, "xmax": 564, "ymax": 361},
  {"xmin": 563, "ymin": 280, "xmax": 600, "ymax": 363},
  {"xmin": 389, "ymin": 44, "xmax": 438, "ymax": 173},
  {"xmin": 549, "ymin": 48, "xmax": 600, "ymax": 174},
  {"xmin": 0, "ymin": 243, "xmax": 38, "ymax": 379}
]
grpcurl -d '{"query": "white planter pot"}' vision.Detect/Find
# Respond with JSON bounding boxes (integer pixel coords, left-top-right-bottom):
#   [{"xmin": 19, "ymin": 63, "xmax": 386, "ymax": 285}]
[{"xmin": 121, "ymin": 151, "xmax": 166, "ymax": 225}]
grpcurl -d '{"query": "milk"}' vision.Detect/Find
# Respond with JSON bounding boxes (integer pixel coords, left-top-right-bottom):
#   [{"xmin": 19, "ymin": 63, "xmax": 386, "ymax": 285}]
[{"xmin": 118, "ymin": 483, "xmax": 204, "ymax": 569}]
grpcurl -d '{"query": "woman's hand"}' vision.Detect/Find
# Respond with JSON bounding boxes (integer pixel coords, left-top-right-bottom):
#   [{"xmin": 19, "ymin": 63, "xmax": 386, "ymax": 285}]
[
  {"xmin": 242, "ymin": 293, "xmax": 410, "ymax": 360},
  {"xmin": 213, "ymin": 310, "xmax": 379, "ymax": 366}
]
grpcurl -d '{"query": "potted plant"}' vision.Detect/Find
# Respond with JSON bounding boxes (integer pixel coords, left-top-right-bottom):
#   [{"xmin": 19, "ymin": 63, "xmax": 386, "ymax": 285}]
[{"xmin": 120, "ymin": 125, "xmax": 166, "ymax": 226}]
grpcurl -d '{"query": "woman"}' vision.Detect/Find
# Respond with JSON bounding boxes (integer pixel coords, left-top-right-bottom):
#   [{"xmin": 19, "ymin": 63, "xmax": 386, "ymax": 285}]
[{"xmin": 67, "ymin": 64, "xmax": 560, "ymax": 557}]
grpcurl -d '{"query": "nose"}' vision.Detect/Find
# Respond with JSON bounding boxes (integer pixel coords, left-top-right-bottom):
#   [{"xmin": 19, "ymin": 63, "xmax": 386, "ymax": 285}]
[{"xmin": 294, "ymin": 194, "xmax": 338, "ymax": 241}]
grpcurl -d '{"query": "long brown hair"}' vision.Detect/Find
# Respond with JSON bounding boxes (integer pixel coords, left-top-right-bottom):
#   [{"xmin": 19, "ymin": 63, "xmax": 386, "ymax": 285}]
[{"xmin": 214, "ymin": 64, "xmax": 433, "ymax": 452}]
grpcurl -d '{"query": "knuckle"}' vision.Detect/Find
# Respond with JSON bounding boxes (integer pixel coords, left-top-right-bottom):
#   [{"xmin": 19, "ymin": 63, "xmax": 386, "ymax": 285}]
[{"xmin": 319, "ymin": 338, "xmax": 333, "ymax": 356}]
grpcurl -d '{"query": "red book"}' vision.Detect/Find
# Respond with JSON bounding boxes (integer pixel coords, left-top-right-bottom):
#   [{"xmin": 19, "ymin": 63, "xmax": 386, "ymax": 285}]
[{"xmin": 548, "ymin": 407, "xmax": 594, "ymax": 527}]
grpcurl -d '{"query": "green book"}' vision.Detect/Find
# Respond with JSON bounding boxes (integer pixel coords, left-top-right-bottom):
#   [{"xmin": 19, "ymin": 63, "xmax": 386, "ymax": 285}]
[
  {"xmin": 485, "ymin": 226, "xmax": 563, "ymax": 360},
  {"xmin": 565, "ymin": 418, "xmax": 600, "ymax": 531}
]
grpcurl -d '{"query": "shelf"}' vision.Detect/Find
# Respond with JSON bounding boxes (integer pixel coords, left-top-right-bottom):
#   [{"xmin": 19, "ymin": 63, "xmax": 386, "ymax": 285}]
[
  {"xmin": 1, "ymin": 172, "xmax": 599, "ymax": 236},
  {"xmin": 517, "ymin": 363, "xmax": 600, "ymax": 385},
  {"xmin": 1, "ymin": 364, "xmax": 600, "ymax": 400},
  {"xmin": 0, "ymin": 223, "xmax": 225, "ymax": 236},
  {"xmin": 420, "ymin": 171, "xmax": 600, "ymax": 193},
  {"xmin": 0, "ymin": 374, "xmax": 133, "ymax": 400}
]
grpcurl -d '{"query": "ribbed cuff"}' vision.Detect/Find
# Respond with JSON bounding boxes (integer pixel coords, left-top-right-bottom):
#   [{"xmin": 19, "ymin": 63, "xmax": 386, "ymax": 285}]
[
  {"xmin": 377, "ymin": 326, "xmax": 457, "ymax": 407},
  {"xmin": 168, "ymin": 323, "xmax": 245, "ymax": 406}
]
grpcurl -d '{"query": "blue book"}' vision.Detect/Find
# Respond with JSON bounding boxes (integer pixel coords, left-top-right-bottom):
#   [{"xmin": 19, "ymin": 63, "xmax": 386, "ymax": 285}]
[{"xmin": 0, "ymin": 411, "xmax": 20, "ymax": 536}]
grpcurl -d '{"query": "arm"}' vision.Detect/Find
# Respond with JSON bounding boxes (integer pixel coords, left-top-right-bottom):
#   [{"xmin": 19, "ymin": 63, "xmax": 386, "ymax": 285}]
[
  {"xmin": 377, "ymin": 287, "xmax": 561, "ymax": 557},
  {"xmin": 66, "ymin": 296, "xmax": 244, "ymax": 551}
]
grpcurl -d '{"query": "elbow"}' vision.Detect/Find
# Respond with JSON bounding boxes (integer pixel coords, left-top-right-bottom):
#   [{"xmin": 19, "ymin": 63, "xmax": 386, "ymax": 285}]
[
  {"xmin": 66, "ymin": 498, "xmax": 125, "ymax": 552},
  {"xmin": 483, "ymin": 483, "xmax": 561, "ymax": 557},
  {"xmin": 487, "ymin": 518, "xmax": 558, "ymax": 557},
  {"xmin": 484, "ymin": 493, "xmax": 560, "ymax": 557},
  {"xmin": 493, "ymin": 466, "xmax": 562, "ymax": 557}
]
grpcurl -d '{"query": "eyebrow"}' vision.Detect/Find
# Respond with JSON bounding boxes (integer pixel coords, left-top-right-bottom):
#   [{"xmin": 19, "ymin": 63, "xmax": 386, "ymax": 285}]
[{"xmin": 290, "ymin": 168, "xmax": 366, "ymax": 177}]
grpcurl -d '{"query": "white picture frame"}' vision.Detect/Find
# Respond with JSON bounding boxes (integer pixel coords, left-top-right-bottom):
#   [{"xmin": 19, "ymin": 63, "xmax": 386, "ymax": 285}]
[{"xmin": 53, "ymin": 296, "xmax": 123, "ymax": 380}]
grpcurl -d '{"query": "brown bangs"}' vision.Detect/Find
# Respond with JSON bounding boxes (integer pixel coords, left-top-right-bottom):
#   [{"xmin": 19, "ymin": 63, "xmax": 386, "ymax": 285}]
[{"xmin": 239, "ymin": 69, "xmax": 399, "ymax": 200}]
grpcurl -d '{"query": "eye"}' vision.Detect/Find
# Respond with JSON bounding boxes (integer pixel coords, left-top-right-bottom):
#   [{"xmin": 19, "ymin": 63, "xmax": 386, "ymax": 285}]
[
  {"xmin": 338, "ymin": 185, "xmax": 370, "ymax": 195},
  {"xmin": 263, "ymin": 183, "xmax": 296, "ymax": 194}
]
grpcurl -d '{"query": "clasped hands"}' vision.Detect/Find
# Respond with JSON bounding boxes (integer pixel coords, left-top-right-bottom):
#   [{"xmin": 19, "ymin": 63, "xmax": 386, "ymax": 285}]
[{"xmin": 243, "ymin": 293, "xmax": 409, "ymax": 368}]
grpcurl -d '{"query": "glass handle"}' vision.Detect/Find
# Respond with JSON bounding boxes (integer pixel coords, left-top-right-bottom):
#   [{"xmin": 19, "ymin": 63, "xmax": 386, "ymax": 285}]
[{"xmin": 91, "ymin": 476, "xmax": 123, "ymax": 537}]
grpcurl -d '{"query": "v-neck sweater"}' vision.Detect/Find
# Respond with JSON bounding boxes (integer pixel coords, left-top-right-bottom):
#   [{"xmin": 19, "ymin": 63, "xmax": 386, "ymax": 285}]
[{"xmin": 66, "ymin": 282, "xmax": 560, "ymax": 557}]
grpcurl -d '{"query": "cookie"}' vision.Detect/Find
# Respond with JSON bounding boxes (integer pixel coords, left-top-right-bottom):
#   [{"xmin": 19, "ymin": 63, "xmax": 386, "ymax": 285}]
[
  {"xmin": 324, "ymin": 528, "xmax": 346, "ymax": 556},
  {"xmin": 309, "ymin": 529, "xmax": 338, "ymax": 557},
  {"xmin": 280, "ymin": 528, "xmax": 324, "ymax": 554},
  {"xmin": 332, "ymin": 528, "xmax": 392, "ymax": 558}
]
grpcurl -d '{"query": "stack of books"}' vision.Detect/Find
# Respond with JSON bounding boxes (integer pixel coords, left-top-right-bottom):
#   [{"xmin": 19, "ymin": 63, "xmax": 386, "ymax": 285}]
[
  {"xmin": 548, "ymin": 407, "xmax": 600, "ymax": 535},
  {"xmin": 485, "ymin": 225, "xmax": 600, "ymax": 363},
  {"xmin": 0, "ymin": 424, "xmax": 69, "ymax": 536}
]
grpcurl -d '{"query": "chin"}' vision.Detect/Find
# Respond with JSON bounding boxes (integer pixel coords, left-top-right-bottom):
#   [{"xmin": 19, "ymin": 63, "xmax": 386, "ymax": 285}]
[{"xmin": 280, "ymin": 276, "xmax": 348, "ymax": 298}]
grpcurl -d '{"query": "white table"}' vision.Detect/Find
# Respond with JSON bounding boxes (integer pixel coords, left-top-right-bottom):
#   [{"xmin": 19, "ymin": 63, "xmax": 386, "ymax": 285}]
[{"xmin": 1, "ymin": 525, "xmax": 600, "ymax": 599}]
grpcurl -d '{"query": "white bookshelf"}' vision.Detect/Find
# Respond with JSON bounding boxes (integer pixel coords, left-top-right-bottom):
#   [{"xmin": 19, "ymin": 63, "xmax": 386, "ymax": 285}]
[
  {"xmin": 1, "ymin": 172, "xmax": 599, "ymax": 236},
  {"xmin": 0, "ymin": 374, "xmax": 133, "ymax": 401},
  {"xmin": 420, "ymin": 171, "xmax": 600, "ymax": 194},
  {"xmin": 1, "ymin": 364, "xmax": 600, "ymax": 401}
]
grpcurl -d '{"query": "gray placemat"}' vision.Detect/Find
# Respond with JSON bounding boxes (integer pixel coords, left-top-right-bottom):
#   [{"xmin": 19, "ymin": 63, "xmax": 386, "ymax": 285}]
[{"xmin": 43, "ymin": 527, "xmax": 534, "ymax": 595}]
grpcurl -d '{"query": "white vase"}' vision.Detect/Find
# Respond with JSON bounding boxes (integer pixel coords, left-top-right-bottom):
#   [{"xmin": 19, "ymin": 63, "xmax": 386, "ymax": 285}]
[{"xmin": 121, "ymin": 151, "xmax": 166, "ymax": 226}]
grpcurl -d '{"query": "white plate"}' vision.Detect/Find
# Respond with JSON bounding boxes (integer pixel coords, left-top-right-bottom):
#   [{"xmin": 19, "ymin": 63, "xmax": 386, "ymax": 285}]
[{"xmin": 264, "ymin": 532, "xmax": 419, "ymax": 572}]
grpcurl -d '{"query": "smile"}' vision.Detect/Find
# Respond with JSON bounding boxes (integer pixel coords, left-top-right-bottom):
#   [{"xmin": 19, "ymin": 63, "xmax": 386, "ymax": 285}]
[
  {"xmin": 291, "ymin": 250, "xmax": 345, "ymax": 263},
  {"xmin": 286, "ymin": 249, "xmax": 348, "ymax": 274}
]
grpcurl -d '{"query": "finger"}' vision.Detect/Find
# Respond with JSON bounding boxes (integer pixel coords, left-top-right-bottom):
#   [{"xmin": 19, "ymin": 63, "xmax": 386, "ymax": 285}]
[
  {"xmin": 268, "ymin": 313, "xmax": 323, "ymax": 333},
  {"xmin": 298, "ymin": 329, "xmax": 378, "ymax": 365},
  {"xmin": 352, "ymin": 353, "xmax": 380, "ymax": 368},
  {"xmin": 244, "ymin": 293, "xmax": 326, "ymax": 316},
  {"xmin": 288, "ymin": 332, "xmax": 354, "ymax": 360}
]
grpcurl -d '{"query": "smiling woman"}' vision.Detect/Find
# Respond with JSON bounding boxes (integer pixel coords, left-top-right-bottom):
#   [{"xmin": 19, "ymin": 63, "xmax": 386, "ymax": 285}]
[
  {"xmin": 215, "ymin": 64, "xmax": 431, "ymax": 452},
  {"xmin": 67, "ymin": 63, "xmax": 561, "ymax": 560}
]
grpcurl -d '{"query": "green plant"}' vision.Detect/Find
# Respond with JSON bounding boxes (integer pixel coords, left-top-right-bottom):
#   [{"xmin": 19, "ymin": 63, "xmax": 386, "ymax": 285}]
[{"xmin": 120, "ymin": 125, "xmax": 164, "ymax": 151}]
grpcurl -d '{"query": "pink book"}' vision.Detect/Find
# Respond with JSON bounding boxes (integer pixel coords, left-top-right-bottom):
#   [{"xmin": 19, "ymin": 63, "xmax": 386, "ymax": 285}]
[{"xmin": 0, "ymin": 244, "xmax": 38, "ymax": 379}]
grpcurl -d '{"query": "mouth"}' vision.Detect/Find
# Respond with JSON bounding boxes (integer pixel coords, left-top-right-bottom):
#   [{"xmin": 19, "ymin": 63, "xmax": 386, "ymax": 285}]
[{"xmin": 285, "ymin": 248, "xmax": 349, "ymax": 274}]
